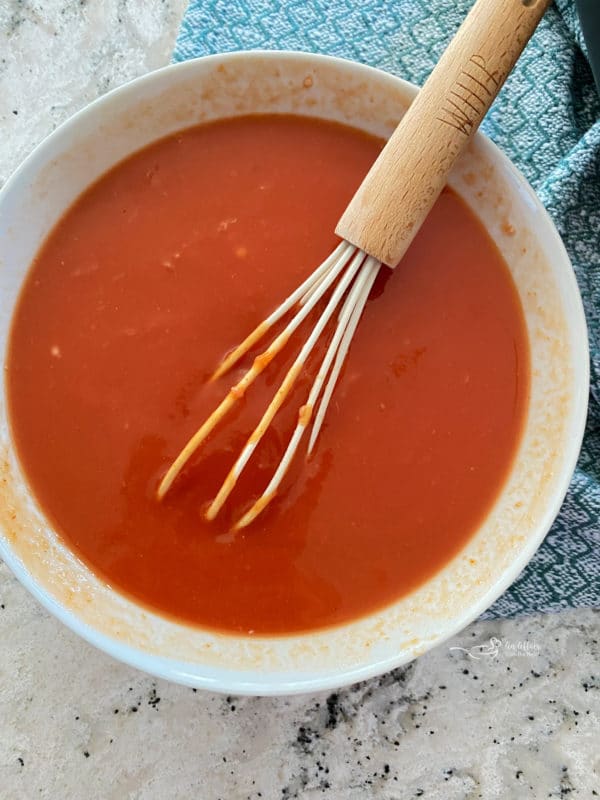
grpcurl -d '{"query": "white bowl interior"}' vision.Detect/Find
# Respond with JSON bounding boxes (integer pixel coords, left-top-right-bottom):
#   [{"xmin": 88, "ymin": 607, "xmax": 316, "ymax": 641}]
[{"xmin": 0, "ymin": 52, "xmax": 589, "ymax": 694}]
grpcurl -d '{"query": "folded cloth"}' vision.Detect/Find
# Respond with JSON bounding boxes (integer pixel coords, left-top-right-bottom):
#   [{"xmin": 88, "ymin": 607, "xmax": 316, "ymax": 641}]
[{"xmin": 174, "ymin": 0, "xmax": 600, "ymax": 618}]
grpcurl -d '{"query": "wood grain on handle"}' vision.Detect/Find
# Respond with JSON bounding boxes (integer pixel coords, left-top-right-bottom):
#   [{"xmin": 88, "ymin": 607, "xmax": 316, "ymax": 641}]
[{"xmin": 336, "ymin": 0, "xmax": 551, "ymax": 267}]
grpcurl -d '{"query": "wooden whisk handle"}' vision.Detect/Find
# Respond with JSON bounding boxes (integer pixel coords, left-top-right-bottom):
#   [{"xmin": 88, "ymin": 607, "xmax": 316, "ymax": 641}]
[{"xmin": 336, "ymin": 0, "xmax": 551, "ymax": 267}]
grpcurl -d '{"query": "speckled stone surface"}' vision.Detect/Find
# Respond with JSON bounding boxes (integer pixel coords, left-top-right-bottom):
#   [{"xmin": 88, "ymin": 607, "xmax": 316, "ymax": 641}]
[{"xmin": 0, "ymin": 3, "xmax": 599, "ymax": 798}]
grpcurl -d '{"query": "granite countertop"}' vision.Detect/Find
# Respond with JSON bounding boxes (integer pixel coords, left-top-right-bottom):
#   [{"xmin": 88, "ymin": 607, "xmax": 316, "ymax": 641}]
[{"xmin": 1, "ymin": 2, "xmax": 598, "ymax": 798}]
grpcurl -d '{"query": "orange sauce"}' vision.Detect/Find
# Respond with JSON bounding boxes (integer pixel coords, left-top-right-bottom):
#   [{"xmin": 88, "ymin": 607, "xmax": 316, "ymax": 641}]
[{"xmin": 7, "ymin": 115, "xmax": 529, "ymax": 634}]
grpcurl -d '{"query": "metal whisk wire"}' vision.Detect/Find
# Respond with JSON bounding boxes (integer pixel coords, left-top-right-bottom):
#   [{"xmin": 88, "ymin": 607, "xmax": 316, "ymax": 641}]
[{"xmin": 157, "ymin": 242, "xmax": 381, "ymax": 528}]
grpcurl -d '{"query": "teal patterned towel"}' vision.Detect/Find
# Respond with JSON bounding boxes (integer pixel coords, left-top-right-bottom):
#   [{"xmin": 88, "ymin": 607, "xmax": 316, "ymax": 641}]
[{"xmin": 174, "ymin": 1, "xmax": 600, "ymax": 618}]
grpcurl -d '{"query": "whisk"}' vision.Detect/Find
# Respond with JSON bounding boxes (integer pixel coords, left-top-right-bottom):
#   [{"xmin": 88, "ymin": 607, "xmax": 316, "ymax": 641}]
[{"xmin": 158, "ymin": 0, "xmax": 550, "ymax": 528}]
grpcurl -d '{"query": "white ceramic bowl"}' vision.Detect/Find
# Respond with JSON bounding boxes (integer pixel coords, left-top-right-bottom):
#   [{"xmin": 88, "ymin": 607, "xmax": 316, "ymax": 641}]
[{"xmin": 0, "ymin": 52, "xmax": 589, "ymax": 695}]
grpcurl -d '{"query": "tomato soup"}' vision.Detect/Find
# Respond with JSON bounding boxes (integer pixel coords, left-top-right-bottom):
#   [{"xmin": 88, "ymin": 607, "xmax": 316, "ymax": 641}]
[{"xmin": 7, "ymin": 115, "xmax": 529, "ymax": 635}]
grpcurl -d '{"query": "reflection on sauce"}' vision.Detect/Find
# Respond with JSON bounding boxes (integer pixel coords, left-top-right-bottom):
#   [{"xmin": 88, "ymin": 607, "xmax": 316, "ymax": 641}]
[{"xmin": 7, "ymin": 115, "xmax": 529, "ymax": 635}]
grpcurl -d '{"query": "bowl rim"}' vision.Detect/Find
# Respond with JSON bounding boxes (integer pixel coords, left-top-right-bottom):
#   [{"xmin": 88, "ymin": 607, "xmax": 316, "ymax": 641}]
[{"xmin": 0, "ymin": 49, "xmax": 590, "ymax": 695}]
